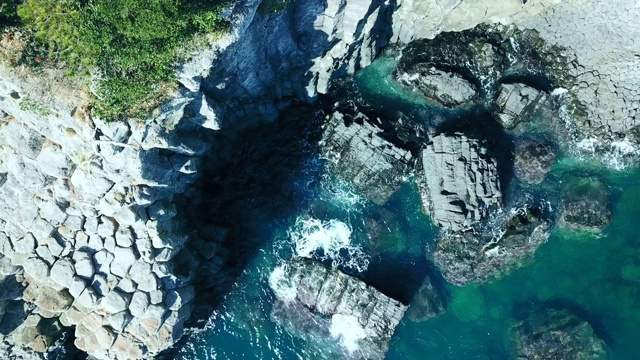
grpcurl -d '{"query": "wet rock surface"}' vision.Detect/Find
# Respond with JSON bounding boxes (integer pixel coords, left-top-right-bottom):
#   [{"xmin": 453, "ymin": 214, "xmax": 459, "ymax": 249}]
[
  {"xmin": 271, "ymin": 258, "xmax": 407, "ymax": 360},
  {"xmin": 320, "ymin": 111, "xmax": 414, "ymax": 205},
  {"xmin": 513, "ymin": 137, "xmax": 556, "ymax": 184},
  {"xmin": 512, "ymin": 308, "xmax": 607, "ymax": 359},
  {"xmin": 434, "ymin": 204, "xmax": 551, "ymax": 286},
  {"xmin": 396, "ymin": 65, "xmax": 477, "ymax": 107}
]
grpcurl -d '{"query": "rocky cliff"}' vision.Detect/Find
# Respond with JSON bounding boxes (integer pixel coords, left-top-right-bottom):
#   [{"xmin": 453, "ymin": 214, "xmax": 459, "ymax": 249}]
[{"xmin": 0, "ymin": 0, "xmax": 638, "ymax": 357}]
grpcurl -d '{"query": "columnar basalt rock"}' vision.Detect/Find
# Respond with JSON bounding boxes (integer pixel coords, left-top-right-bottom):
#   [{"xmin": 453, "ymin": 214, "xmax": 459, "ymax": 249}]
[
  {"xmin": 271, "ymin": 258, "xmax": 407, "ymax": 360},
  {"xmin": 417, "ymin": 133, "xmax": 502, "ymax": 232},
  {"xmin": 320, "ymin": 111, "xmax": 414, "ymax": 205}
]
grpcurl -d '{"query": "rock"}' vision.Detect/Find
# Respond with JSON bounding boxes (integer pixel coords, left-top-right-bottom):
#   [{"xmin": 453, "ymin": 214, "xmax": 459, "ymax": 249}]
[
  {"xmin": 115, "ymin": 226, "xmax": 134, "ymax": 248},
  {"xmin": 514, "ymin": 137, "xmax": 556, "ymax": 184},
  {"xmin": 418, "ymin": 133, "xmax": 502, "ymax": 232},
  {"xmin": 128, "ymin": 261, "xmax": 152, "ymax": 284},
  {"xmin": 494, "ymin": 83, "xmax": 546, "ymax": 129},
  {"xmin": 91, "ymin": 274, "xmax": 109, "ymax": 297},
  {"xmin": 93, "ymin": 249, "xmax": 114, "ymax": 275},
  {"xmin": 49, "ymin": 259, "xmax": 75, "ymax": 289},
  {"xmin": 396, "ymin": 65, "xmax": 477, "ymax": 107},
  {"xmin": 165, "ymin": 286, "xmax": 194, "ymax": 311},
  {"xmin": 111, "ymin": 246, "xmax": 137, "ymax": 278},
  {"xmin": 33, "ymin": 287, "xmax": 73, "ymax": 315},
  {"xmin": 320, "ymin": 111, "xmax": 413, "ymax": 205},
  {"xmin": 560, "ymin": 178, "xmax": 611, "ymax": 232},
  {"xmin": 434, "ymin": 204, "xmax": 550, "ymax": 286},
  {"xmin": 129, "ymin": 291, "xmax": 150, "ymax": 318},
  {"xmin": 97, "ymin": 216, "xmax": 117, "ymax": 239},
  {"xmin": 39, "ymin": 202, "xmax": 67, "ymax": 227},
  {"xmin": 68, "ymin": 276, "xmax": 86, "ymax": 299},
  {"xmin": 12, "ymin": 233, "xmax": 36, "ymax": 254},
  {"xmin": 512, "ymin": 308, "xmax": 606, "ymax": 359},
  {"xmin": 406, "ymin": 274, "xmax": 446, "ymax": 322},
  {"xmin": 270, "ymin": 258, "xmax": 407, "ymax": 360},
  {"xmin": 100, "ymin": 290, "xmax": 131, "ymax": 314},
  {"xmin": 23, "ymin": 258, "xmax": 50, "ymax": 279},
  {"xmin": 137, "ymin": 274, "xmax": 159, "ymax": 293},
  {"xmin": 108, "ymin": 311, "xmax": 133, "ymax": 332},
  {"xmin": 168, "ymin": 154, "xmax": 198, "ymax": 175},
  {"xmin": 147, "ymin": 200, "xmax": 177, "ymax": 221},
  {"xmin": 73, "ymin": 251, "xmax": 95, "ymax": 280},
  {"xmin": 76, "ymin": 287, "xmax": 99, "ymax": 310}
]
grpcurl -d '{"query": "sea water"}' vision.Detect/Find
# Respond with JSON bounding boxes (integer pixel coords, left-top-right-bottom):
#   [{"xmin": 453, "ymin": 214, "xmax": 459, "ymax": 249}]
[{"xmin": 175, "ymin": 51, "xmax": 640, "ymax": 359}]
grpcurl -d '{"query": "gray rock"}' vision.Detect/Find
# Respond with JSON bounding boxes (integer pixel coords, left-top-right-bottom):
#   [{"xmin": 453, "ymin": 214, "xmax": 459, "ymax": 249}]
[
  {"xmin": 494, "ymin": 83, "xmax": 546, "ymax": 129},
  {"xmin": 83, "ymin": 217, "xmax": 99, "ymax": 235},
  {"xmin": 128, "ymin": 261, "xmax": 152, "ymax": 285},
  {"xmin": 137, "ymin": 274, "xmax": 159, "ymax": 293},
  {"xmin": 418, "ymin": 133, "xmax": 502, "ymax": 232},
  {"xmin": 168, "ymin": 154, "xmax": 198, "ymax": 175},
  {"xmin": 68, "ymin": 276, "xmax": 86, "ymax": 299},
  {"xmin": 111, "ymin": 246, "xmax": 137, "ymax": 278},
  {"xmin": 147, "ymin": 200, "xmax": 177, "ymax": 221},
  {"xmin": 62, "ymin": 216, "xmax": 84, "ymax": 233},
  {"xmin": 91, "ymin": 274, "xmax": 109, "ymax": 297},
  {"xmin": 514, "ymin": 137, "xmax": 556, "ymax": 184},
  {"xmin": 129, "ymin": 291, "xmax": 150, "ymax": 318},
  {"xmin": 165, "ymin": 286, "xmax": 194, "ymax": 311},
  {"xmin": 271, "ymin": 258, "xmax": 407, "ymax": 360},
  {"xmin": 97, "ymin": 217, "xmax": 117, "ymax": 239},
  {"xmin": 108, "ymin": 311, "xmax": 133, "ymax": 332},
  {"xmin": 50, "ymin": 259, "xmax": 75, "ymax": 289},
  {"xmin": 23, "ymin": 258, "xmax": 50, "ymax": 279},
  {"xmin": 73, "ymin": 252, "xmax": 95, "ymax": 280},
  {"xmin": 512, "ymin": 308, "xmax": 606, "ymax": 360},
  {"xmin": 320, "ymin": 111, "xmax": 413, "ymax": 205},
  {"xmin": 39, "ymin": 202, "xmax": 67, "ymax": 227},
  {"xmin": 434, "ymin": 204, "xmax": 550, "ymax": 286},
  {"xmin": 149, "ymin": 290, "xmax": 164, "ymax": 305},
  {"xmin": 100, "ymin": 290, "xmax": 131, "ymax": 314},
  {"xmin": 116, "ymin": 278, "xmax": 136, "ymax": 293},
  {"xmin": 12, "ymin": 233, "xmax": 36, "ymax": 254},
  {"xmin": 93, "ymin": 250, "xmax": 114, "ymax": 275},
  {"xmin": 115, "ymin": 226, "xmax": 134, "ymax": 248},
  {"xmin": 396, "ymin": 65, "xmax": 477, "ymax": 107}
]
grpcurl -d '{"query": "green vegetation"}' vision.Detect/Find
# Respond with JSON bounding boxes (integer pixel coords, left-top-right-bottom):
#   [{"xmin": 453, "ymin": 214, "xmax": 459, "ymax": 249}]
[
  {"xmin": 257, "ymin": 0, "xmax": 291, "ymax": 15},
  {"xmin": 8, "ymin": 0, "xmax": 230, "ymax": 120},
  {"xmin": 0, "ymin": 0, "xmax": 19, "ymax": 27},
  {"xmin": 19, "ymin": 97, "xmax": 52, "ymax": 116}
]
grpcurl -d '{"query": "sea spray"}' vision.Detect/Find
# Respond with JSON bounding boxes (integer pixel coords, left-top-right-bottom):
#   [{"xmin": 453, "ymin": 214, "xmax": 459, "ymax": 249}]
[
  {"xmin": 287, "ymin": 216, "xmax": 370, "ymax": 272},
  {"xmin": 329, "ymin": 314, "xmax": 367, "ymax": 354}
]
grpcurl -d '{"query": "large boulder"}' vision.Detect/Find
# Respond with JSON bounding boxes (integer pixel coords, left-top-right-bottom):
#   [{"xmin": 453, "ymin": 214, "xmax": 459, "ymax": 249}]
[
  {"xmin": 405, "ymin": 274, "xmax": 446, "ymax": 322},
  {"xmin": 512, "ymin": 308, "xmax": 606, "ymax": 359},
  {"xmin": 494, "ymin": 83, "xmax": 547, "ymax": 129},
  {"xmin": 396, "ymin": 65, "xmax": 477, "ymax": 107},
  {"xmin": 417, "ymin": 133, "xmax": 502, "ymax": 232},
  {"xmin": 560, "ymin": 178, "xmax": 611, "ymax": 232},
  {"xmin": 270, "ymin": 258, "xmax": 407, "ymax": 360},
  {"xmin": 434, "ymin": 204, "xmax": 550, "ymax": 286},
  {"xmin": 514, "ymin": 137, "xmax": 556, "ymax": 184},
  {"xmin": 320, "ymin": 111, "xmax": 413, "ymax": 205}
]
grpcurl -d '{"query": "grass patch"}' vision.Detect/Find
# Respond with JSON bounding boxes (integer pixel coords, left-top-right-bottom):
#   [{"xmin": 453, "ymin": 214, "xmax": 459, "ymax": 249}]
[{"xmin": 10, "ymin": 0, "xmax": 230, "ymax": 120}]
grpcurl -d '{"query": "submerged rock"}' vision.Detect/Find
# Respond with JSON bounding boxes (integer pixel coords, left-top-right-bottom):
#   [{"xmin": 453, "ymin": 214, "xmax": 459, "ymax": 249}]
[
  {"xmin": 321, "ymin": 111, "xmax": 413, "ymax": 205},
  {"xmin": 514, "ymin": 137, "xmax": 556, "ymax": 184},
  {"xmin": 405, "ymin": 274, "xmax": 446, "ymax": 322},
  {"xmin": 512, "ymin": 308, "xmax": 606, "ymax": 359},
  {"xmin": 396, "ymin": 65, "xmax": 477, "ymax": 107},
  {"xmin": 270, "ymin": 258, "xmax": 407, "ymax": 360},
  {"xmin": 434, "ymin": 204, "xmax": 550, "ymax": 286},
  {"xmin": 417, "ymin": 133, "xmax": 502, "ymax": 232},
  {"xmin": 560, "ymin": 178, "xmax": 611, "ymax": 232}
]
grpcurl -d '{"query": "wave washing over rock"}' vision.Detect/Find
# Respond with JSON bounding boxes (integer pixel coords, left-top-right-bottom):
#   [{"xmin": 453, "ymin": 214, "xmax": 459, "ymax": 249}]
[{"xmin": 1, "ymin": 0, "xmax": 640, "ymax": 358}]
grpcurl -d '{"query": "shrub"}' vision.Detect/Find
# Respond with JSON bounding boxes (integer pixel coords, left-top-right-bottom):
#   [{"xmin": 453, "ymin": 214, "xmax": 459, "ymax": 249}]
[{"xmin": 15, "ymin": 0, "xmax": 230, "ymax": 120}]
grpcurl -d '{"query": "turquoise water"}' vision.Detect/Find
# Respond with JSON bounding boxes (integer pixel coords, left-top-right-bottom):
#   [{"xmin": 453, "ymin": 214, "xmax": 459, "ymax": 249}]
[{"xmin": 176, "ymin": 51, "xmax": 640, "ymax": 359}]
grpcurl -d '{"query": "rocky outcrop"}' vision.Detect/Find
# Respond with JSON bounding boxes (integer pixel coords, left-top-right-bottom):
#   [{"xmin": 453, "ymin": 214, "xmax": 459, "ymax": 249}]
[
  {"xmin": 434, "ymin": 204, "xmax": 550, "ymax": 286},
  {"xmin": 513, "ymin": 137, "xmax": 556, "ymax": 184},
  {"xmin": 417, "ymin": 133, "xmax": 502, "ymax": 232},
  {"xmin": 560, "ymin": 178, "xmax": 611, "ymax": 232},
  {"xmin": 396, "ymin": 65, "xmax": 477, "ymax": 107},
  {"xmin": 320, "ymin": 111, "xmax": 413, "ymax": 205},
  {"xmin": 512, "ymin": 308, "xmax": 607, "ymax": 359},
  {"xmin": 494, "ymin": 83, "xmax": 547, "ymax": 129},
  {"xmin": 405, "ymin": 274, "xmax": 445, "ymax": 322},
  {"xmin": 270, "ymin": 258, "xmax": 407, "ymax": 360}
]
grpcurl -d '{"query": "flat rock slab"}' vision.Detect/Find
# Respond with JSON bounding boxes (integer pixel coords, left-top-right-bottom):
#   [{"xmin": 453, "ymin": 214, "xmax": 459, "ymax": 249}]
[
  {"xmin": 271, "ymin": 258, "xmax": 406, "ymax": 360},
  {"xmin": 321, "ymin": 111, "xmax": 413, "ymax": 205},
  {"xmin": 418, "ymin": 133, "xmax": 502, "ymax": 232}
]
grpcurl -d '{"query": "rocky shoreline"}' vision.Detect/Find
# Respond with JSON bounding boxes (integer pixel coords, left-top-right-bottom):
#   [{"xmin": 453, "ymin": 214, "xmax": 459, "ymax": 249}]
[{"xmin": 0, "ymin": 0, "xmax": 635, "ymax": 358}]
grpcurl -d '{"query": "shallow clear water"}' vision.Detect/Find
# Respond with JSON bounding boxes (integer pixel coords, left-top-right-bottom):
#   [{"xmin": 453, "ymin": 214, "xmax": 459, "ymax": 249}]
[{"xmin": 176, "ymin": 51, "xmax": 640, "ymax": 359}]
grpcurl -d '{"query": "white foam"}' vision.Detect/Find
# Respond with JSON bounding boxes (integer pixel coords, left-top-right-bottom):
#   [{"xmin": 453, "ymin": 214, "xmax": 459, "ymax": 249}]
[
  {"xmin": 288, "ymin": 216, "xmax": 369, "ymax": 272},
  {"xmin": 329, "ymin": 314, "xmax": 367, "ymax": 353},
  {"xmin": 268, "ymin": 264, "xmax": 298, "ymax": 303}
]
